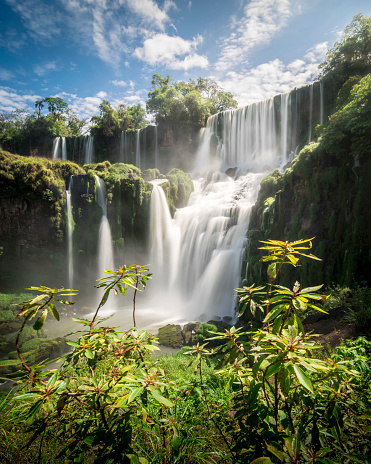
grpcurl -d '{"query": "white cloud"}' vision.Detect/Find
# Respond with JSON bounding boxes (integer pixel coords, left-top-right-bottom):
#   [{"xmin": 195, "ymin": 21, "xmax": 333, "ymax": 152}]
[
  {"xmin": 33, "ymin": 61, "xmax": 59, "ymax": 76},
  {"xmin": 112, "ymin": 80, "xmax": 128, "ymax": 87},
  {"xmin": 0, "ymin": 68, "xmax": 15, "ymax": 81},
  {"xmin": 124, "ymin": 0, "xmax": 169, "ymax": 31},
  {"xmin": 304, "ymin": 42, "xmax": 328, "ymax": 63},
  {"xmin": 216, "ymin": 0, "xmax": 301, "ymax": 70},
  {"xmin": 216, "ymin": 42, "xmax": 328, "ymax": 107},
  {"xmin": 0, "ymin": 86, "xmax": 40, "ymax": 112},
  {"xmin": 134, "ymin": 33, "xmax": 209, "ymax": 70}
]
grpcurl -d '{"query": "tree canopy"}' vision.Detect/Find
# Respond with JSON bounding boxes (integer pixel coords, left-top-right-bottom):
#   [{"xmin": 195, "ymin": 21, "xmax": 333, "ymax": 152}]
[
  {"xmin": 146, "ymin": 74, "xmax": 238, "ymax": 127},
  {"xmin": 319, "ymin": 14, "xmax": 371, "ymax": 79}
]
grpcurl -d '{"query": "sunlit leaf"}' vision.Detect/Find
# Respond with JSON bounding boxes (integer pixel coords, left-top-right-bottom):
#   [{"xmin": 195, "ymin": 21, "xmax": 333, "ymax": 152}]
[
  {"xmin": 48, "ymin": 303, "xmax": 59, "ymax": 321},
  {"xmin": 33, "ymin": 308, "xmax": 48, "ymax": 330},
  {"xmin": 293, "ymin": 364, "xmax": 313, "ymax": 393}
]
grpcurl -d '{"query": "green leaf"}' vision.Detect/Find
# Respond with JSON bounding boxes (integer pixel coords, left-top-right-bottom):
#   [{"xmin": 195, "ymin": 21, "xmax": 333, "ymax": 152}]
[
  {"xmin": 267, "ymin": 263, "xmax": 277, "ymax": 280},
  {"xmin": 149, "ymin": 388, "xmax": 174, "ymax": 407},
  {"xmin": 100, "ymin": 288, "xmax": 111, "ymax": 307},
  {"xmin": 72, "ymin": 317, "xmax": 91, "ymax": 326},
  {"xmin": 48, "ymin": 303, "xmax": 59, "ymax": 321},
  {"xmin": 56, "ymin": 299, "xmax": 74, "ymax": 305},
  {"xmin": 250, "ymin": 458, "xmax": 274, "ymax": 464},
  {"xmin": 84, "ymin": 349, "xmax": 94, "ymax": 359},
  {"xmin": 66, "ymin": 341, "xmax": 80, "ymax": 347},
  {"xmin": 33, "ymin": 308, "xmax": 48, "ymax": 331},
  {"xmin": 263, "ymin": 304, "xmax": 285, "ymax": 324},
  {"xmin": 293, "ymin": 364, "xmax": 313, "ymax": 393},
  {"xmin": 128, "ymin": 387, "xmax": 144, "ymax": 404},
  {"xmin": 0, "ymin": 359, "xmax": 22, "ymax": 367}
]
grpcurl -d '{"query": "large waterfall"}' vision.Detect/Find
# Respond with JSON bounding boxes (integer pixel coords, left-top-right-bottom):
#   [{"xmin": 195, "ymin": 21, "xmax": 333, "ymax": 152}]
[
  {"xmin": 84, "ymin": 136, "xmax": 94, "ymax": 164},
  {"xmin": 135, "ymin": 129, "xmax": 141, "ymax": 169},
  {"xmin": 94, "ymin": 175, "xmax": 115, "ymax": 309},
  {"xmin": 147, "ymin": 90, "xmax": 318, "ymax": 323},
  {"xmin": 66, "ymin": 176, "xmax": 74, "ymax": 289}
]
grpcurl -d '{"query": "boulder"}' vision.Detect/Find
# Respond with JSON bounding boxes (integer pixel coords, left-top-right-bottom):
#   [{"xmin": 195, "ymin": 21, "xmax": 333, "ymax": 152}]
[{"xmin": 158, "ymin": 324, "xmax": 183, "ymax": 348}]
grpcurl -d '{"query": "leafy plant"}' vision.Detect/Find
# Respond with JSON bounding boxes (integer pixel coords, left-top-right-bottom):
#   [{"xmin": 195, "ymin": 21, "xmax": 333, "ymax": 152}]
[{"xmin": 195, "ymin": 239, "xmax": 370, "ymax": 463}]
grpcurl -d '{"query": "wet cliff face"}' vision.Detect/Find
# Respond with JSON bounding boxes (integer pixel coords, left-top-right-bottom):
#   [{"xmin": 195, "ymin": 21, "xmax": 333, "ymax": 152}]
[
  {"xmin": 0, "ymin": 153, "xmax": 193, "ymax": 293},
  {"xmin": 246, "ymin": 142, "xmax": 371, "ymax": 289}
]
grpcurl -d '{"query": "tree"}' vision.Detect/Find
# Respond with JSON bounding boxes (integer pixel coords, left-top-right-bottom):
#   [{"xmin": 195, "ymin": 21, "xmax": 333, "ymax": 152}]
[
  {"xmin": 319, "ymin": 14, "xmax": 371, "ymax": 79},
  {"xmin": 146, "ymin": 74, "xmax": 238, "ymax": 127},
  {"xmin": 42, "ymin": 97, "xmax": 69, "ymax": 120},
  {"xmin": 34, "ymin": 100, "xmax": 44, "ymax": 119}
]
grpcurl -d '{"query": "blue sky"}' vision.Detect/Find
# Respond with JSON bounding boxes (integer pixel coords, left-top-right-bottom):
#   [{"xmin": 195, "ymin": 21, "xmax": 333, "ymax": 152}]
[{"xmin": 0, "ymin": 0, "xmax": 370, "ymax": 123}]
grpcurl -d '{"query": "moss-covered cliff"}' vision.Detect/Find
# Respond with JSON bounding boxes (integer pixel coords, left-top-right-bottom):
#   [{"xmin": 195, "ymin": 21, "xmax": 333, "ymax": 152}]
[
  {"xmin": 245, "ymin": 74, "xmax": 371, "ymax": 288},
  {"xmin": 0, "ymin": 152, "xmax": 193, "ymax": 293}
]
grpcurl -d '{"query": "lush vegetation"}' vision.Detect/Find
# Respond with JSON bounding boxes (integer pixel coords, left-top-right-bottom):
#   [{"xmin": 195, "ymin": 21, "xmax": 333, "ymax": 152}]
[
  {"xmin": 146, "ymin": 75, "xmax": 238, "ymax": 128},
  {"xmin": 0, "ymin": 240, "xmax": 370, "ymax": 463}
]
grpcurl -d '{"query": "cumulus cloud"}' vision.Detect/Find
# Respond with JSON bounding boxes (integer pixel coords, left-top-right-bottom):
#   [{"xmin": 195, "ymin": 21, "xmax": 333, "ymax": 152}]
[
  {"xmin": 216, "ymin": 0, "xmax": 301, "ymax": 70},
  {"xmin": 112, "ymin": 80, "xmax": 128, "ymax": 87},
  {"xmin": 216, "ymin": 42, "xmax": 328, "ymax": 107},
  {"xmin": 124, "ymin": 0, "xmax": 169, "ymax": 31},
  {"xmin": 134, "ymin": 33, "xmax": 209, "ymax": 70},
  {"xmin": 0, "ymin": 86, "xmax": 40, "ymax": 112}
]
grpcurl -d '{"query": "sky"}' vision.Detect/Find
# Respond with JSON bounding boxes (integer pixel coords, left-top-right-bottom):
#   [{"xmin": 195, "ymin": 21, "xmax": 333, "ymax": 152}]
[{"xmin": 0, "ymin": 0, "xmax": 370, "ymax": 125}]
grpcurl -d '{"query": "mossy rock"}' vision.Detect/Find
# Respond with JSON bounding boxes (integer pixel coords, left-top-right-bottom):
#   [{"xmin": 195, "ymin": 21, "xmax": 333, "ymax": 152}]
[
  {"xmin": 158, "ymin": 324, "xmax": 183, "ymax": 348},
  {"xmin": 0, "ymin": 310, "xmax": 16, "ymax": 323},
  {"xmin": 0, "ymin": 320, "xmax": 22, "ymax": 335}
]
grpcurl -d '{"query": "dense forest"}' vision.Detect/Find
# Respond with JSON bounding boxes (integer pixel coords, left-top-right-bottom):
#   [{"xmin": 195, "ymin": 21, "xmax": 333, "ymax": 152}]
[{"xmin": 0, "ymin": 13, "xmax": 371, "ymax": 464}]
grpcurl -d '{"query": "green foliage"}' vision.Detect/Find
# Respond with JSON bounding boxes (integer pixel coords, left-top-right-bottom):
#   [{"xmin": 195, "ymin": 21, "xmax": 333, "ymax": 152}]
[
  {"xmin": 193, "ymin": 239, "xmax": 371, "ymax": 462},
  {"xmin": 193, "ymin": 323, "xmax": 218, "ymax": 344},
  {"xmin": 321, "ymin": 73, "xmax": 371, "ymax": 159},
  {"xmin": 90, "ymin": 100, "xmax": 149, "ymax": 139},
  {"xmin": 146, "ymin": 74, "xmax": 237, "ymax": 128},
  {"xmin": 319, "ymin": 14, "xmax": 371, "ymax": 80}
]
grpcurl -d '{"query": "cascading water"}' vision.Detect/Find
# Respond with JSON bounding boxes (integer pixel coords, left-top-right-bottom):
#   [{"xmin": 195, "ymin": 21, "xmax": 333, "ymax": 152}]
[
  {"xmin": 148, "ymin": 90, "xmax": 317, "ymax": 323},
  {"xmin": 66, "ymin": 176, "xmax": 74, "ymax": 289},
  {"xmin": 308, "ymin": 84, "xmax": 314, "ymax": 142},
  {"xmin": 61, "ymin": 137, "xmax": 67, "ymax": 160},
  {"xmin": 135, "ymin": 129, "xmax": 141, "ymax": 169},
  {"xmin": 85, "ymin": 135, "xmax": 94, "ymax": 164},
  {"xmin": 320, "ymin": 81, "xmax": 324, "ymax": 125},
  {"xmin": 52, "ymin": 137, "xmax": 60, "ymax": 159},
  {"xmin": 281, "ymin": 92, "xmax": 291, "ymax": 166},
  {"xmin": 120, "ymin": 131, "xmax": 126, "ymax": 163},
  {"xmin": 149, "ymin": 180, "xmax": 180, "ymax": 289},
  {"xmin": 94, "ymin": 175, "xmax": 115, "ymax": 310}
]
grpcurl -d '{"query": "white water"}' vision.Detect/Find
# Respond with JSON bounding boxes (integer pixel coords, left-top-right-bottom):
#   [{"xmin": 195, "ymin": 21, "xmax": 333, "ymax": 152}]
[
  {"xmin": 320, "ymin": 81, "xmax": 324, "ymax": 125},
  {"xmin": 94, "ymin": 175, "xmax": 115, "ymax": 310},
  {"xmin": 61, "ymin": 137, "xmax": 67, "ymax": 160},
  {"xmin": 135, "ymin": 129, "xmax": 141, "ymax": 169},
  {"xmin": 148, "ymin": 91, "xmax": 320, "ymax": 323},
  {"xmin": 85, "ymin": 136, "xmax": 94, "ymax": 164},
  {"xmin": 52, "ymin": 137, "xmax": 60, "ymax": 159},
  {"xmin": 308, "ymin": 84, "xmax": 314, "ymax": 142},
  {"xmin": 66, "ymin": 177, "xmax": 74, "ymax": 289},
  {"xmin": 120, "ymin": 131, "xmax": 126, "ymax": 163}
]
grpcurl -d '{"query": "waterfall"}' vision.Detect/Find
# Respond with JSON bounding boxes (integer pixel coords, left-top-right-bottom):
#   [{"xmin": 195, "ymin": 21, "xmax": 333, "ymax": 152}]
[
  {"xmin": 120, "ymin": 131, "xmax": 125, "ymax": 163},
  {"xmin": 154, "ymin": 126, "xmax": 159, "ymax": 169},
  {"xmin": 66, "ymin": 176, "xmax": 74, "ymax": 289},
  {"xmin": 149, "ymin": 180, "xmax": 180, "ymax": 290},
  {"xmin": 281, "ymin": 92, "xmax": 291, "ymax": 165},
  {"xmin": 52, "ymin": 137, "xmax": 60, "ymax": 159},
  {"xmin": 320, "ymin": 81, "xmax": 324, "ymax": 125},
  {"xmin": 85, "ymin": 135, "xmax": 94, "ymax": 164},
  {"xmin": 308, "ymin": 84, "xmax": 314, "ymax": 142},
  {"xmin": 148, "ymin": 90, "xmax": 319, "ymax": 323},
  {"xmin": 135, "ymin": 129, "xmax": 141, "ymax": 169},
  {"xmin": 61, "ymin": 137, "xmax": 67, "ymax": 160},
  {"xmin": 94, "ymin": 175, "xmax": 115, "ymax": 287}
]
